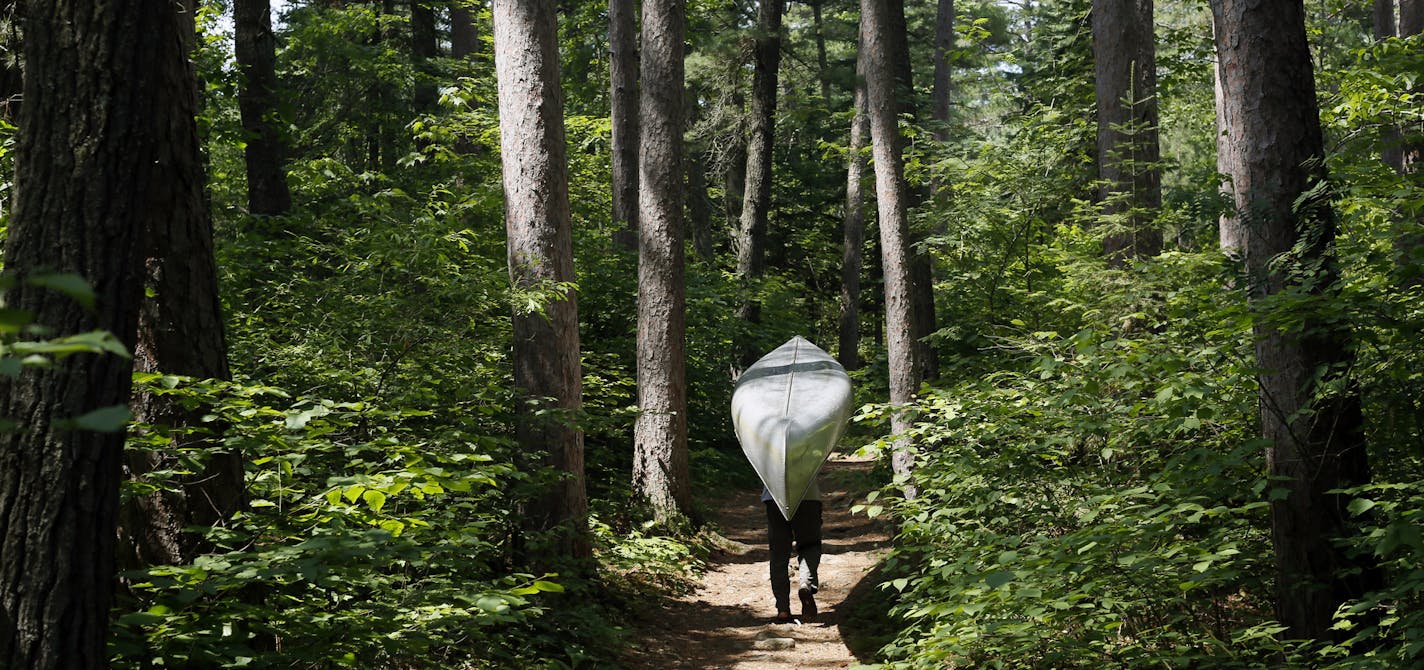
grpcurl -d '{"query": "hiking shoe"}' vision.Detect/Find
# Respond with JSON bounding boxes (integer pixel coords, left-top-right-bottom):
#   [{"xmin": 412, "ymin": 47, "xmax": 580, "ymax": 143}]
[
  {"xmin": 798, "ymin": 587, "xmax": 817, "ymax": 619},
  {"xmin": 774, "ymin": 610, "xmax": 794, "ymax": 623}
]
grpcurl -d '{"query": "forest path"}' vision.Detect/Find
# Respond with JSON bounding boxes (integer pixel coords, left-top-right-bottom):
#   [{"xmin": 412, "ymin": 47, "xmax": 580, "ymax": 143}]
[{"xmin": 624, "ymin": 454, "xmax": 892, "ymax": 669}]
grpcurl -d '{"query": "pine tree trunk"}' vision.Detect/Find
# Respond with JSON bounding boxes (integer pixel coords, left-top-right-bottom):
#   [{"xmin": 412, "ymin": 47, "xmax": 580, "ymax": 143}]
[
  {"xmin": 634, "ymin": 0, "xmax": 691, "ymax": 522},
  {"xmin": 839, "ymin": 45, "xmax": 869, "ymax": 371},
  {"xmin": 492, "ymin": 0, "xmax": 589, "ymax": 559},
  {"xmin": 1211, "ymin": 0, "xmax": 1380, "ymax": 641},
  {"xmin": 1092, "ymin": 0, "xmax": 1162, "ymax": 262},
  {"xmin": 610, "ymin": 0, "xmax": 639, "ymax": 248},
  {"xmin": 451, "ymin": 2, "xmax": 477, "ymax": 59},
  {"xmin": 735, "ymin": 0, "xmax": 784, "ymax": 366},
  {"xmin": 234, "ymin": 0, "xmax": 293, "ymax": 215},
  {"xmin": 862, "ymin": 0, "xmax": 920, "ymax": 493},
  {"xmin": 122, "ymin": 0, "xmax": 244, "ymax": 569},
  {"xmin": 0, "ymin": 0, "xmax": 181, "ymax": 665}
]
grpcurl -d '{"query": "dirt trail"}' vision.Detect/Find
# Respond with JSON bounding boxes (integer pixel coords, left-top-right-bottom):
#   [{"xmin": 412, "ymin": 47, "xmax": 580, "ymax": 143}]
[{"xmin": 625, "ymin": 455, "xmax": 891, "ymax": 669}]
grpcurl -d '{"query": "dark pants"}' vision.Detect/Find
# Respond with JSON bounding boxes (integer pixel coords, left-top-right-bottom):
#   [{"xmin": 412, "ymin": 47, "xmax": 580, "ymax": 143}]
[{"xmin": 766, "ymin": 500, "xmax": 822, "ymax": 612}]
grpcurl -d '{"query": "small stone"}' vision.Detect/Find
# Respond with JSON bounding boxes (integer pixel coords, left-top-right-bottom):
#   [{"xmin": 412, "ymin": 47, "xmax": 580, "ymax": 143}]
[{"xmin": 753, "ymin": 637, "xmax": 796, "ymax": 651}]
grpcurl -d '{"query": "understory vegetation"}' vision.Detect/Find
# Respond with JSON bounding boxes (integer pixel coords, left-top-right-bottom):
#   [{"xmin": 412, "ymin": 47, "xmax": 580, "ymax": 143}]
[{"xmin": 1, "ymin": 0, "xmax": 1421, "ymax": 667}]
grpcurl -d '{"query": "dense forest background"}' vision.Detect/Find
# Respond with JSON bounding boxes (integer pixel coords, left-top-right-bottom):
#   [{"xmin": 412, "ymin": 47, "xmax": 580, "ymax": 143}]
[{"xmin": 0, "ymin": 0, "xmax": 1422, "ymax": 667}]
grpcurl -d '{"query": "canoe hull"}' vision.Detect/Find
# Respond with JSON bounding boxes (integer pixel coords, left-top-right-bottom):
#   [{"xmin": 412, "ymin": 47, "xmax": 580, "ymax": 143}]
[{"xmin": 732, "ymin": 336, "xmax": 853, "ymax": 520}]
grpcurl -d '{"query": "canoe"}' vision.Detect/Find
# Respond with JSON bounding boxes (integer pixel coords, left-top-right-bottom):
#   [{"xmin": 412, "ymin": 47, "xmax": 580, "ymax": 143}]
[{"xmin": 732, "ymin": 336, "xmax": 853, "ymax": 520}]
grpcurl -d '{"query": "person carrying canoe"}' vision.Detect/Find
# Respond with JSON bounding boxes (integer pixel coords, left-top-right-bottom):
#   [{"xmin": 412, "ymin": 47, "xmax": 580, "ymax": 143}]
[
  {"xmin": 763, "ymin": 481, "xmax": 823, "ymax": 622},
  {"xmin": 732, "ymin": 336, "xmax": 851, "ymax": 623}
]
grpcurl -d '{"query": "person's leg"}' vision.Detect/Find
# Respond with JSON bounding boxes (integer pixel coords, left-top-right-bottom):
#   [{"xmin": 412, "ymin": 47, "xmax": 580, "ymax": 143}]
[
  {"xmin": 792, "ymin": 501, "xmax": 823, "ymax": 616},
  {"xmin": 765, "ymin": 501, "xmax": 793, "ymax": 616}
]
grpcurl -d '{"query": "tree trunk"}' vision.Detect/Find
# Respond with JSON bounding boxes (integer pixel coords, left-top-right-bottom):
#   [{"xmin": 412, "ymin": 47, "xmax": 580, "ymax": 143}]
[
  {"xmin": 451, "ymin": 2, "xmax": 477, "ymax": 59},
  {"xmin": 492, "ymin": 0, "xmax": 589, "ymax": 559},
  {"xmin": 861, "ymin": 0, "xmax": 920, "ymax": 493},
  {"xmin": 234, "ymin": 0, "xmax": 293, "ymax": 215},
  {"xmin": 931, "ymin": 0, "xmax": 954, "ymax": 144},
  {"xmin": 411, "ymin": 0, "xmax": 439, "ymax": 111},
  {"xmin": 121, "ymin": 0, "xmax": 244, "ymax": 570},
  {"xmin": 610, "ymin": 0, "xmax": 639, "ymax": 248},
  {"xmin": 634, "ymin": 0, "xmax": 691, "ymax": 522},
  {"xmin": 1374, "ymin": 1, "xmax": 1404, "ymax": 173},
  {"xmin": 812, "ymin": 0, "xmax": 830, "ymax": 104},
  {"xmin": 839, "ymin": 45, "xmax": 869, "ymax": 371},
  {"xmin": 0, "ymin": 0, "xmax": 182, "ymax": 665},
  {"xmin": 735, "ymin": 0, "xmax": 784, "ymax": 367},
  {"xmin": 1211, "ymin": 0, "xmax": 1380, "ymax": 641},
  {"xmin": 1092, "ymin": 0, "xmax": 1162, "ymax": 262},
  {"xmin": 1375, "ymin": 0, "xmax": 1396, "ymax": 39},
  {"xmin": 1212, "ymin": 34, "xmax": 1243, "ymax": 255}
]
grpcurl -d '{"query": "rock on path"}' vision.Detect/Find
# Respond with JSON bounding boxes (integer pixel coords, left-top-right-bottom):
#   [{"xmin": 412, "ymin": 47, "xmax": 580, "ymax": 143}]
[{"xmin": 625, "ymin": 454, "xmax": 890, "ymax": 669}]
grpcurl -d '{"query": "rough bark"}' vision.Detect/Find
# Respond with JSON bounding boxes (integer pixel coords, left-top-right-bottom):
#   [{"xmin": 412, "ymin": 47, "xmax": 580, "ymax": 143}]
[
  {"xmin": 839, "ymin": 45, "xmax": 869, "ymax": 371},
  {"xmin": 491, "ymin": 0, "xmax": 589, "ymax": 559},
  {"xmin": 451, "ymin": 2, "xmax": 477, "ymax": 59},
  {"xmin": 862, "ymin": 0, "xmax": 920, "ymax": 493},
  {"xmin": 1213, "ymin": 35, "xmax": 1243, "ymax": 255},
  {"xmin": 0, "ymin": 0, "xmax": 178, "ymax": 664},
  {"xmin": 1211, "ymin": 0, "xmax": 1380, "ymax": 641},
  {"xmin": 234, "ymin": 0, "xmax": 292, "ymax": 215},
  {"xmin": 121, "ymin": 0, "xmax": 244, "ymax": 570},
  {"xmin": 735, "ymin": 0, "xmax": 784, "ymax": 366},
  {"xmin": 633, "ymin": 0, "xmax": 691, "ymax": 522},
  {"xmin": 1092, "ymin": 0, "xmax": 1162, "ymax": 262},
  {"xmin": 610, "ymin": 0, "xmax": 639, "ymax": 248}
]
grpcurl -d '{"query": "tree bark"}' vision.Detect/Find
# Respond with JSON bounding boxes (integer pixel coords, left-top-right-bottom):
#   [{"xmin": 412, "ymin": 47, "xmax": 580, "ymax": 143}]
[
  {"xmin": 1373, "ymin": 1, "xmax": 1403, "ymax": 172},
  {"xmin": 234, "ymin": 0, "xmax": 293, "ymax": 215},
  {"xmin": 735, "ymin": 0, "xmax": 784, "ymax": 366},
  {"xmin": 862, "ymin": 0, "xmax": 920, "ymax": 493},
  {"xmin": 121, "ymin": 0, "xmax": 244, "ymax": 570},
  {"xmin": 633, "ymin": 0, "xmax": 691, "ymax": 522},
  {"xmin": 1401, "ymin": 0, "xmax": 1422, "ymax": 173},
  {"xmin": 839, "ymin": 45, "xmax": 869, "ymax": 371},
  {"xmin": 931, "ymin": 0, "xmax": 954, "ymax": 144},
  {"xmin": 451, "ymin": 2, "xmax": 478, "ymax": 59},
  {"xmin": 1092, "ymin": 0, "xmax": 1162, "ymax": 262},
  {"xmin": 0, "ymin": 0, "xmax": 181, "ymax": 664},
  {"xmin": 610, "ymin": 0, "xmax": 639, "ymax": 248},
  {"xmin": 492, "ymin": 0, "xmax": 589, "ymax": 559},
  {"xmin": 1212, "ymin": 31, "xmax": 1243, "ymax": 255},
  {"xmin": 1211, "ymin": 0, "xmax": 1380, "ymax": 641}
]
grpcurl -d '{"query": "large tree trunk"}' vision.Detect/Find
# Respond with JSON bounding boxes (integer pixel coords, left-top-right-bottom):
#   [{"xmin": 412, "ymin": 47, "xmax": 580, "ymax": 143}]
[
  {"xmin": 492, "ymin": 0, "xmax": 589, "ymax": 559},
  {"xmin": 633, "ymin": 0, "xmax": 691, "ymax": 521},
  {"xmin": 861, "ymin": 0, "xmax": 920, "ymax": 493},
  {"xmin": 0, "ymin": 0, "xmax": 183, "ymax": 665},
  {"xmin": 610, "ymin": 0, "xmax": 639, "ymax": 248},
  {"xmin": 121, "ymin": 0, "xmax": 244, "ymax": 569},
  {"xmin": 452, "ymin": 2, "xmax": 478, "ymax": 58},
  {"xmin": 735, "ymin": 0, "xmax": 784, "ymax": 367},
  {"xmin": 234, "ymin": 0, "xmax": 293, "ymax": 215},
  {"xmin": 1211, "ymin": 0, "xmax": 1380, "ymax": 641},
  {"xmin": 1212, "ymin": 34, "xmax": 1243, "ymax": 255},
  {"xmin": 1092, "ymin": 0, "xmax": 1162, "ymax": 262},
  {"xmin": 839, "ymin": 45, "xmax": 869, "ymax": 371}
]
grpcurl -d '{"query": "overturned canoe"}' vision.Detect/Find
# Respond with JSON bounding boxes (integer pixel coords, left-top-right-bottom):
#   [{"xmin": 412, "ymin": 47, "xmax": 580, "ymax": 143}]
[{"xmin": 732, "ymin": 336, "xmax": 853, "ymax": 520}]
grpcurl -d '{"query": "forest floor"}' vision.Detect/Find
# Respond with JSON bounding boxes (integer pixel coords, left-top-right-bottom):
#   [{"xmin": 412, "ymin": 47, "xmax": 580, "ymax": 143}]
[{"xmin": 623, "ymin": 454, "xmax": 894, "ymax": 669}]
